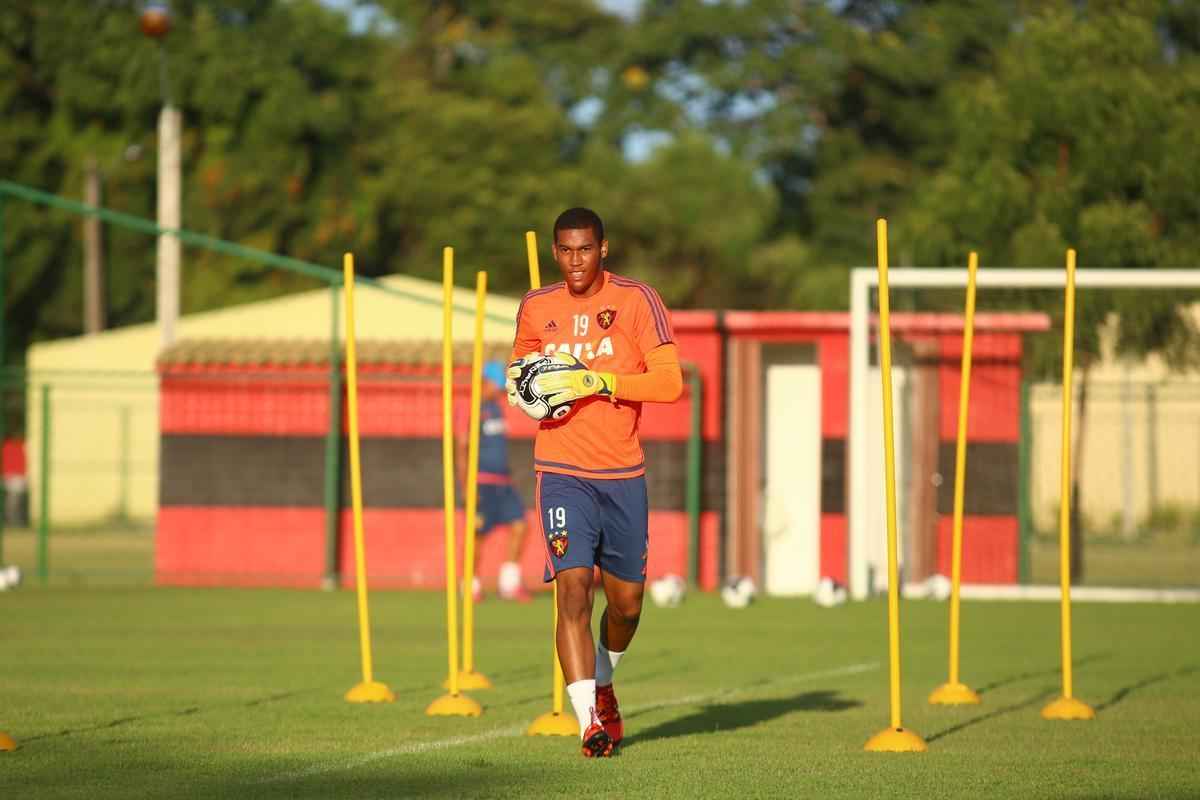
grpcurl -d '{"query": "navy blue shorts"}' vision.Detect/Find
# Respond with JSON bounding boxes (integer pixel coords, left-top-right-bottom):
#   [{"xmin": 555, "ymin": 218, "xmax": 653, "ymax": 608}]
[
  {"xmin": 536, "ymin": 472, "xmax": 649, "ymax": 584},
  {"xmin": 477, "ymin": 483, "xmax": 525, "ymax": 535}
]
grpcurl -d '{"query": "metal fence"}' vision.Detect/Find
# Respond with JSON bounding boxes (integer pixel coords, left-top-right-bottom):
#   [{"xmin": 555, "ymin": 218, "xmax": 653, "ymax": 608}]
[{"xmin": 1024, "ymin": 378, "xmax": 1200, "ymax": 588}]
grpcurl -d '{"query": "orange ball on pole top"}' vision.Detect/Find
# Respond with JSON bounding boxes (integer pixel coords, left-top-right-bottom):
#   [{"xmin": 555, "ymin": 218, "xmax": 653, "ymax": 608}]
[{"xmin": 139, "ymin": 3, "xmax": 172, "ymax": 39}]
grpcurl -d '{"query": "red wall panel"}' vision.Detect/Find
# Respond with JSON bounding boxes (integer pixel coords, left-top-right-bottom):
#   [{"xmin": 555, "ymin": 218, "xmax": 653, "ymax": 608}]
[
  {"xmin": 936, "ymin": 515, "xmax": 1018, "ymax": 583},
  {"xmin": 156, "ymin": 506, "xmax": 325, "ymax": 586},
  {"xmin": 937, "ymin": 333, "xmax": 1023, "ymax": 442},
  {"xmin": 156, "ymin": 506, "xmax": 698, "ymax": 589},
  {"xmin": 820, "ymin": 514, "xmax": 848, "ymax": 584}
]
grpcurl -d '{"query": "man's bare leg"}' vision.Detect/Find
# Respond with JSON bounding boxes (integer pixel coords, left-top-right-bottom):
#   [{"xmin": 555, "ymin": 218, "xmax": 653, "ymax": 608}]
[
  {"xmin": 598, "ymin": 570, "xmax": 644, "ymax": 653},
  {"xmin": 593, "ymin": 570, "xmax": 643, "ymax": 745},
  {"xmin": 555, "ymin": 566, "xmax": 596, "ymax": 682},
  {"xmin": 556, "ymin": 566, "xmax": 613, "ymax": 756}
]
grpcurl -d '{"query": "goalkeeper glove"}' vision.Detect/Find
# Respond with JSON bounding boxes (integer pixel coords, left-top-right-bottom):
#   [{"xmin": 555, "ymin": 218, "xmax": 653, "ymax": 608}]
[
  {"xmin": 531, "ymin": 350, "xmax": 616, "ymax": 406},
  {"xmin": 506, "ymin": 352, "xmax": 548, "ymax": 409}
]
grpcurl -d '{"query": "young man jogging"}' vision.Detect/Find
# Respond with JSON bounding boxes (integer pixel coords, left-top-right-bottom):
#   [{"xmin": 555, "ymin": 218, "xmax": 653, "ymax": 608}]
[{"xmin": 508, "ymin": 207, "xmax": 683, "ymax": 757}]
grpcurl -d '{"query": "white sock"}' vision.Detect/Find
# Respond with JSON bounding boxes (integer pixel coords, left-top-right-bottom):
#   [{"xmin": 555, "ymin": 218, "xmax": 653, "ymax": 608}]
[
  {"xmin": 565, "ymin": 679, "xmax": 596, "ymax": 739},
  {"xmin": 595, "ymin": 643, "xmax": 625, "ymax": 687},
  {"xmin": 498, "ymin": 561, "xmax": 521, "ymax": 597}
]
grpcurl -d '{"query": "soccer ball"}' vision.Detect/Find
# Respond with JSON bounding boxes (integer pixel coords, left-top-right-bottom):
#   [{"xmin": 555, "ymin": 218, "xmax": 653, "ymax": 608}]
[
  {"xmin": 649, "ymin": 574, "xmax": 686, "ymax": 608},
  {"xmin": 513, "ymin": 354, "xmax": 587, "ymax": 421},
  {"xmin": 720, "ymin": 575, "xmax": 757, "ymax": 609},
  {"xmin": 0, "ymin": 565, "xmax": 21, "ymax": 591},
  {"xmin": 813, "ymin": 577, "xmax": 848, "ymax": 608},
  {"xmin": 925, "ymin": 573, "xmax": 952, "ymax": 601}
]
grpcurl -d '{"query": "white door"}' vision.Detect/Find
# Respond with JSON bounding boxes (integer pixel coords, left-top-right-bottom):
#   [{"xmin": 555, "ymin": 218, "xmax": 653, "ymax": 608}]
[
  {"xmin": 763, "ymin": 346, "xmax": 821, "ymax": 596},
  {"xmin": 866, "ymin": 364, "xmax": 910, "ymax": 594}
]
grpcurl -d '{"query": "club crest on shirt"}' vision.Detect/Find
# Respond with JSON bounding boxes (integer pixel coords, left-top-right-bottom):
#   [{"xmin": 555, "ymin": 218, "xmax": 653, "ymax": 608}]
[
  {"xmin": 596, "ymin": 306, "xmax": 617, "ymax": 330},
  {"xmin": 549, "ymin": 530, "xmax": 569, "ymax": 558}
]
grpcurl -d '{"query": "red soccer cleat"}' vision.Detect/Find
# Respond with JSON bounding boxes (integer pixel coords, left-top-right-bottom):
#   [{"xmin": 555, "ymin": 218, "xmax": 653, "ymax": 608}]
[
  {"xmin": 580, "ymin": 708, "xmax": 614, "ymax": 758},
  {"xmin": 595, "ymin": 684, "xmax": 624, "ymax": 746}
]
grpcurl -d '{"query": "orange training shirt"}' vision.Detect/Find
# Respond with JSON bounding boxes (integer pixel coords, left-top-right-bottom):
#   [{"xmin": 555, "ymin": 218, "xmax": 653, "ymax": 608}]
[{"xmin": 511, "ymin": 271, "xmax": 675, "ymax": 480}]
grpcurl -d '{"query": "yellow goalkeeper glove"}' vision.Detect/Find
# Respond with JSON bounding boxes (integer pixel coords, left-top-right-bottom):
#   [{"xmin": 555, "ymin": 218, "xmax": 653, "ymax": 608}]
[{"xmin": 532, "ymin": 350, "xmax": 616, "ymax": 406}]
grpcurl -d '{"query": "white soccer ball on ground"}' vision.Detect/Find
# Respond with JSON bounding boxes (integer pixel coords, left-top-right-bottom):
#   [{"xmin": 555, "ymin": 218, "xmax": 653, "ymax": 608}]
[
  {"xmin": 814, "ymin": 576, "xmax": 848, "ymax": 608},
  {"xmin": 720, "ymin": 575, "xmax": 757, "ymax": 609},
  {"xmin": 0, "ymin": 565, "xmax": 19, "ymax": 591},
  {"xmin": 649, "ymin": 574, "xmax": 686, "ymax": 608},
  {"xmin": 926, "ymin": 573, "xmax": 952, "ymax": 601}
]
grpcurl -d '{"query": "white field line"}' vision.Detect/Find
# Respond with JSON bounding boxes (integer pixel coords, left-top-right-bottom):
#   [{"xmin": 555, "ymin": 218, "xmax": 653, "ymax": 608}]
[{"xmin": 260, "ymin": 660, "xmax": 879, "ymax": 784}]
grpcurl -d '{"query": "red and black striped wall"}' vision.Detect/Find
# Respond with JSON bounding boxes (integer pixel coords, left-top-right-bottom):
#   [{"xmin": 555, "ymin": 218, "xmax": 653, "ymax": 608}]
[
  {"xmin": 156, "ymin": 359, "xmax": 720, "ymax": 589},
  {"xmin": 155, "ymin": 311, "xmax": 1041, "ymax": 591}
]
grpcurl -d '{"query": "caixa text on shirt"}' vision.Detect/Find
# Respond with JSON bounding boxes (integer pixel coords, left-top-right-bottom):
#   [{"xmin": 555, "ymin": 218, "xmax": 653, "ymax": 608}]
[{"xmin": 543, "ymin": 337, "xmax": 615, "ymax": 362}]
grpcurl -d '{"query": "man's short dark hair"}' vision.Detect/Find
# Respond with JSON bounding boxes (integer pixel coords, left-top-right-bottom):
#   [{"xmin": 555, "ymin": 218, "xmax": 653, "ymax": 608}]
[{"xmin": 553, "ymin": 207, "xmax": 604, "ymax": 244}]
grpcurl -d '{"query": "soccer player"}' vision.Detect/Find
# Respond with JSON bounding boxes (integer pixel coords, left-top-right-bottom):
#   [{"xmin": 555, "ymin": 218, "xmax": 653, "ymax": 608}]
[
  {"xmin": 456, "ymin": 361, "xmax": 532, "ymax": 603},
  {"xmin": 508, "ymin": 207, "xmax": 683, "ymax": 757}
]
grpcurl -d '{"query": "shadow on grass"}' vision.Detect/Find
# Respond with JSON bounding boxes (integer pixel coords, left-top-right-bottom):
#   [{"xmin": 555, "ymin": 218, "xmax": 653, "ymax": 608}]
[
  {"xmin": 976, "ymin": 651, "xmax": 1111, "ymax": 695},
  {"xmin": 622, "ymin": 689, "xmax": 861, "ymax": 749},
  {"xmin": 929, "ymin": 663, "xmax": 1199, "ymax": 741},
  {"xmin": 1094, "ymin": 664, "xmax": 1199, "ymax": 712},
  {"xmin": 926, "ymin": 687, "xmax": 1057, "ymax": 743},
  {"xmin": 22, "ymin": 688, "xmax": 316, "ymax": 742}
]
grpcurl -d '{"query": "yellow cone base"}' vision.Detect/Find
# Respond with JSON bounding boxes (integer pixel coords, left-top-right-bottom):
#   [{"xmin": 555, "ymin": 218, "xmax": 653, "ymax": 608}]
[
  {"xmin": 1041, "ymin": 696, "xmax": 1095, "ymax": 720},
  {"xmin": 526, "ymin": 710, "xmax": 578, "ymax": 737},
  {"xmin": 0, "ymin": 732, "xmax": 16, "ymax": 752},
  {"xmin": 444, "ymin": 671, "xmax": 493, "ymax": 691},
  {"xmin": 345, "ymin": 680, "xmax": 396, "ymax": 703},
  {"xmin": 929, "ymin": 681, "xmax": 982, "ymax": 705},
  {"xmin": 864, "ymin": 727, "xmax": 928, "ymax": 752},
  {"xmin": 426, "ymin": 692, "xmax": 483, "ymax": 717}
]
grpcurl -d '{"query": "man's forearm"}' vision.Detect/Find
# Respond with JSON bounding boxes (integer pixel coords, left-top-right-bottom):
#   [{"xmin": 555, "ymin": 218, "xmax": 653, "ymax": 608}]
[{"xmin": 612, "ymin": 344, "xmax": 683, "ymax": 403}]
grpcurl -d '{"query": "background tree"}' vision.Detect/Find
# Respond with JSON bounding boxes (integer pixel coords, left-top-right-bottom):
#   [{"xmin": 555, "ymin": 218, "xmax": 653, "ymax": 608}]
[{"xmin": 1, "ymin": 0, "xmax": 1199, "ymax": 368}]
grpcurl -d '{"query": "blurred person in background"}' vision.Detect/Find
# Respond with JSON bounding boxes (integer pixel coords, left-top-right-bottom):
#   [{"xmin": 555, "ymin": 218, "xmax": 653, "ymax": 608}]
[{"xmin": 456, "ymin": 361, "xmax": 531, "ymax": 603}]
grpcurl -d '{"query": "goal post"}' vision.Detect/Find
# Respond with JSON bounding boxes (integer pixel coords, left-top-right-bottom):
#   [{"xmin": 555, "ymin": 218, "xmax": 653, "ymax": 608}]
[{"xmin": 848, "ymin": 267, "xmax": 1200, "ymax": 601}]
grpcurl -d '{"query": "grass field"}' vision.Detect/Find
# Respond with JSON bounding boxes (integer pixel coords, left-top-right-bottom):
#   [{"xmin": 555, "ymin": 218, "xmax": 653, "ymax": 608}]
[{"xmin": 2, "ymin": 586, "xmax": 1198, "ymax": 799}]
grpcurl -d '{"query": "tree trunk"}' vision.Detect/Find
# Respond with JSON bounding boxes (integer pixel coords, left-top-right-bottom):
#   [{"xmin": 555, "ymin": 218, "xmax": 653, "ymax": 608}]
[{"xmin": 83, "ymin": 156, "xmax": 106, "ymax": 334}]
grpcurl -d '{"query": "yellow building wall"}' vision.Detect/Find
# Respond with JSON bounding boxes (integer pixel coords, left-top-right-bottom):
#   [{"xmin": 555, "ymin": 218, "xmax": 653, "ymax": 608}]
[
  {"xmin": 25, "ymin": 274, "xmax": 521, "ymax": 525},
  {"xmin": 1029, "ymin": 344, "xmax": 1200, "ymax": 534}
]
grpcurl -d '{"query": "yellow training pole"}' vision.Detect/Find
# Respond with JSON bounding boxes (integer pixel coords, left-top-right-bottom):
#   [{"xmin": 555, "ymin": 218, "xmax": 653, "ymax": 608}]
[
  {"xmin": 930, "ymin": 251, "xmax": 982, "ymax": 707},
  {"xmin": 864, "ymin": 219, "xmax": 926, "ymax": 753},
  {"xmin": 452, "ymin": 270, "xmax": 493, "ymax": 691},
  {"xmin": 343, "ymin": 253, "xmax": 395, "ymax": 704},
  {"xmin": 427, "ymin": 247, "xmax": 482, "ymax": 717},
  {"xmin": 1042, "ymin": 248, "xmax": 1095, "ymax": 721},
  {"xmin": 524, "ymin": 230, "xmax": 577, "ymax": 737}
]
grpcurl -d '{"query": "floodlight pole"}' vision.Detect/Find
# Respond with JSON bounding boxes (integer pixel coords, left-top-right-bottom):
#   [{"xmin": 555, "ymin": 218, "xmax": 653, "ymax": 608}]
[
  {"xmin": 156, "ymin": 101, "xmax": 181, "ymax": 350},
  {"xmin": 142, "ymin": 6, "xmax": 181, "ymax": 351}
]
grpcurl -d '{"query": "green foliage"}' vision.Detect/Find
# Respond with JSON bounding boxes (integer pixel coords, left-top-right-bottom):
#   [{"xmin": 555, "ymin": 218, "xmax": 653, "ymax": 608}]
[{"xmin": 2, "ymin": 0, "xmax": 1200, "ymax": 364}]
